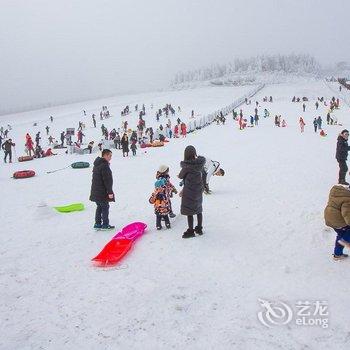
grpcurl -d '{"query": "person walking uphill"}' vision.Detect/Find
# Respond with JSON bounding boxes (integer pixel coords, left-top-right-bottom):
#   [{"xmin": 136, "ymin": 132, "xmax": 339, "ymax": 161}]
[
  {"xmin": 2, "ymin": 138, "xmax": 15, "ymax": 163},
  {"xmin": 89, "ymin": 149, "xmax": 115, "ymax": 230},
  {"xmin": 178, "ymin": 145, "xmax": 205, "ymax": 238},
  {"xmin": 336, "ymin": 130, "xmax": 350, "ymax": 185},
  {"xmin": 324, "ymin": 184, "xmax": 350, "ymax": 260}
]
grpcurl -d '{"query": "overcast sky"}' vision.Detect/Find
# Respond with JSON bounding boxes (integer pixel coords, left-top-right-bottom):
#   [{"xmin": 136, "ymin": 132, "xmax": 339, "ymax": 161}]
[{"xmin": 0, "ymin": 0, "xmax": 349, "ymax": 114}]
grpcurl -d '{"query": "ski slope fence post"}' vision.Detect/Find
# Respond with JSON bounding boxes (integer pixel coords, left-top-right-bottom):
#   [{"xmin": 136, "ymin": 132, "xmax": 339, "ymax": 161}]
[
  {"xmin": 324, "ymin": 80, "xmax": 350, "ymax": 108},
  {"xmin": 187, "ymin": 83, "xmax": 265, "ymax": 132}
]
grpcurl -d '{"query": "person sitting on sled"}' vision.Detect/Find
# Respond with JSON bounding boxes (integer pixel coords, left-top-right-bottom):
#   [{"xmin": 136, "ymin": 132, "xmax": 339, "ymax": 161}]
[
  {"xmin": 44, "ymin": 148, "xmax": 57, "ymax": 157},
  {"xmin": 156, "ymin": 165, "xmax": 178, "ymax": 218},
  {"xmin": 149, "ymin": 178, "xmax": 171, "ymax": 230},
  {"xmin": 202, "ymin": 158, "xmax": 225, "ymax": 194},
  {"xmin": 324, "ymin": 184, "xmax": 350, "ymax": 260}
]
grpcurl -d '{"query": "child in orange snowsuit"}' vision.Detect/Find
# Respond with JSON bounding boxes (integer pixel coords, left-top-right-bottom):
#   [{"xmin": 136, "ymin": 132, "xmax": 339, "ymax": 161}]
[
  {"xmin": 156, "ymin": 165, "xmax": 178, "ymax": 218},
  {"xmin": 149, "ymin": 178, "xmax": 171, "ymax": 230}
]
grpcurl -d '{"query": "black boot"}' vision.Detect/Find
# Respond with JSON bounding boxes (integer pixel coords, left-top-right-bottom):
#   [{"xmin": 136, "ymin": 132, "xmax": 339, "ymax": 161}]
[
  {"xmin": 339, "ymin": 180, "xmax": 349, "ymax": 185},
  {"xmin": 194, "ymin": 226, "xmax": 203, "ymax": 235},
  {"xmin": 182, "ymin": 228, "xmax": 195, "ymax": 239}
]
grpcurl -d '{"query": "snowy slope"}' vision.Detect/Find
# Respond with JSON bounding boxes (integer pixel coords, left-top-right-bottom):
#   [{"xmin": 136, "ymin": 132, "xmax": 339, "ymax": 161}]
[
  {"xmin": 1, "ymin": 81, "xmax": 350, "ymax": 349},
  {"xmin": 0, "ymin": 85, "xmax": 255, "ymax": 140}
]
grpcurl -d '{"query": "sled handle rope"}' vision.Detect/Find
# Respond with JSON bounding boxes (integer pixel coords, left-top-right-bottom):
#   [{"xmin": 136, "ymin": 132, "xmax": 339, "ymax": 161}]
[{"xmin": 46, "ymin": 165, "xmax": 70, "ymax": 174}]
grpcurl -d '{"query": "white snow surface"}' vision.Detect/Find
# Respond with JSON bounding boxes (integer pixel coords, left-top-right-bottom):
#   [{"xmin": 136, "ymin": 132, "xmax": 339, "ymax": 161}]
[{"xmin": 1, "ymin": 81, "xmax": 350, "ymax": 349}]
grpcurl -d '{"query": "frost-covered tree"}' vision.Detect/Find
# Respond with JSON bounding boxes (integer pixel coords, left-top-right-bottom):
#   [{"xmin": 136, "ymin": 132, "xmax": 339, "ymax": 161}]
[{"xmin": 171, "ymin": 54, "xmax": 321, "ymax": 85}]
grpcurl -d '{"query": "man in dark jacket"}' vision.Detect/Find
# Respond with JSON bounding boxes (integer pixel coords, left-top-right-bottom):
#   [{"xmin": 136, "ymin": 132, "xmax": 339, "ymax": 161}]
[
  {"xmin": 336, "ymin": 130, "xmax": 350, "ymax": 185},
  {"xmin": 89, "ymin": 149, "xmax": 115, "ymax": 230},
  {"xmin": 60, "ymin": 132, "xmax": 65, "ymax": 146},
  {"xmin": 2, "ymin": 138, "xmax": 15, "ymax": 163}
]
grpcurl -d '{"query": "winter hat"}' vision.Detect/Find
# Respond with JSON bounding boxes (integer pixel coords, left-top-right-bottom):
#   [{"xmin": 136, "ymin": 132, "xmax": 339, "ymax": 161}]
[
  {"xmin": 155, "ymin": 178, "xmax": 167, "ymax": 188},
  {"xmin": 341, "ymin": 129, "xmax": 349, "ymax": 134},
  {"xmin": 218, "ymin": 168, "xmax": 225, "ymax": 176},
  {"xmin": 158, "ymin": 165, "xmax": 169, "ymax": 173}
]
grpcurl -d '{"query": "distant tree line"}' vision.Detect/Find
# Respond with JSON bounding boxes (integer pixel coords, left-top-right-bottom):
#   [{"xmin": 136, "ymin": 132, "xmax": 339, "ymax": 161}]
[{"xmin": 172, "ymin": 54, "xmax": 321, "ymax": 85}]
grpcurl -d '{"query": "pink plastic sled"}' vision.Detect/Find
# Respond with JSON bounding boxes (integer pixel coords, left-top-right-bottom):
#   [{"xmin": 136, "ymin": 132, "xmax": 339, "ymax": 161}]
[{"xmin": 92, "ymin": 222, "xmax": 147, "ymax": 267}]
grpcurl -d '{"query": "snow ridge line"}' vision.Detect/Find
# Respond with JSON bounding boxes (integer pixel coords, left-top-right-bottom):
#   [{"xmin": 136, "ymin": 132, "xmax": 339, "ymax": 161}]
[
  {"xmin": 324, "ymin": 80, "xmax": 350, "ymax": 108},
  {"xmin": 186, "ymin": 83, "xmax": 265, "ymax": 132}
]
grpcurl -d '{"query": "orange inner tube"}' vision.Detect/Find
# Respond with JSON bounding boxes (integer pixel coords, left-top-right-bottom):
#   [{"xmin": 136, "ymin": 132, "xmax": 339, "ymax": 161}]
[
  {"xmin": 13, "ymin": 170, "xmax": 36, "ymax": 179},
  {"xmin": 18, "ymin": 156, "xmax": 34, "ymax": 162}
]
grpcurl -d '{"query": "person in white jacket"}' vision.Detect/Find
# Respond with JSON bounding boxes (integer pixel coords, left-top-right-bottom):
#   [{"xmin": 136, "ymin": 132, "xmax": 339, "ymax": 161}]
[{"xmin": 203, "ymin": 158, "xmax": 225, "ymax": 193}]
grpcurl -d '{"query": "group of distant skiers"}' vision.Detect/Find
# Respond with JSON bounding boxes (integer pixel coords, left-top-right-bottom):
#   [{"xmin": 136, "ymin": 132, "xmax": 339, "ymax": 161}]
[{"xmin": 297, "ymin": 95, "xmax": 341, "ymax": 135}]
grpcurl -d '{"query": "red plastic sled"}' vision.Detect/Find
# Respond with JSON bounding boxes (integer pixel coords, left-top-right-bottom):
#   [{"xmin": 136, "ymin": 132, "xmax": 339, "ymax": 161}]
[
  {"xmin": 92, "ymin": 222, "xmax": 147, "ymax": 267},
  {"xmin": 92, "ymin": 238, "xmax": 133, "ymax": 267}
]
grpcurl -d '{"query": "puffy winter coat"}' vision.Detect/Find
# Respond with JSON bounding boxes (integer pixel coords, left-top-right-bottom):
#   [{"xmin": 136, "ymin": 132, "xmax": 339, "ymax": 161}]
[
  {"xmin": 121, "ymin": 137, "xmax": 129, "ymax": 152},
  {"xmin": 149, "ymin": 187, "xmax": 170, "ymax": 215},
  {"xmin": 156, "ymin": 172, "xmax": 177, "ymax": 197},
  {"xmin": 324, "ymin": 185, "xmax": 350, "ymax": 228},
  {"xmin": 178, "ymin": 156, "xmax": 205, "ymax": 216},
  {"xmin": 2, "ymin": 140, "xmax": 15, "ymax": 152},
  {"xmin": 89, "ymin": 157, "xmax": 114, "ymax": 202},
  {"xmin": 336, "ymin": 135, "xmax": 350, "ymax": 161}
]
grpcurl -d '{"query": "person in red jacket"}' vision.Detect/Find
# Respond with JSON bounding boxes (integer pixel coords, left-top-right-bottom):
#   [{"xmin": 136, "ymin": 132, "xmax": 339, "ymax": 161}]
[
  {"xmin": 181, "ymin": 123, "xmax": 187, "ymax": 138},
  {"xmin": 299, "ymin": 117, "xmax": 306, "ymax": 133},
  {"xmin": 44, "ymin": 148, "xmax": 57, "ymax": 157},
  {"xmin": 77, "ymin": 130, "xmax": 85, "ymax": 144},
  {"xmin": 174, "ymin": 124, "xmax": 179, "ymax": 138},
  {"xmin": 25, "ymin": 133, "xmax": 34, "ymax": 156}
]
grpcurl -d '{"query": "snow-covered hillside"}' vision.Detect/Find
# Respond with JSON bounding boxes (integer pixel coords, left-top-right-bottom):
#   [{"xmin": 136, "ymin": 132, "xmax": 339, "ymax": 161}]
[{"xmin": 1, "ymin": 81, "xmax": 350, "ymax": 349}]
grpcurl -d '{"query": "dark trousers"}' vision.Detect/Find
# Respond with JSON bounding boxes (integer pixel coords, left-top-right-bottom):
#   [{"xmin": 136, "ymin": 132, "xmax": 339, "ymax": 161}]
[
  {"xmin": 4, "ymin": 151, "xmax": 12, "ymax": 163},
  {"xmin": 334, "ymin": 226, "xmax": 350, "ymax": 256},
  {"xmin": 132, "ymin": 149, "xmax": 136, "ymax": 156},
  {"xmin": 338, "ymin": 160, "xmax": 348, "ymax": 182},
  {"xmin": 95, "ymin": 201, "xmax": 109, "ymax": 226},
  {"xmin": 187, "ymin": 213, "xmax": 203, "ymax": 230},
  {"xmin": 156, "ymin": 214, "xmax": 170, "ymax": 227}
]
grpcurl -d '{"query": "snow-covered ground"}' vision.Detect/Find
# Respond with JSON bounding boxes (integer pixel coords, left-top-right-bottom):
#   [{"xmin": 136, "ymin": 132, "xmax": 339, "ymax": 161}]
[{"xmin": 1, "ymin": 81, "xmax": 350, "ymax": 349}]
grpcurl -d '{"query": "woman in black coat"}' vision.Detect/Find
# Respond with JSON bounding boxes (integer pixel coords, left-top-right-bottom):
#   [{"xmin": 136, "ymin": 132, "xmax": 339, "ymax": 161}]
[
  {"xmin": 178, "ymin": 145, "xmax": 205, "ymax": 238},
  {"xmin": 121, "ymin": 133, "xmax": 129, "ymax": 157}
]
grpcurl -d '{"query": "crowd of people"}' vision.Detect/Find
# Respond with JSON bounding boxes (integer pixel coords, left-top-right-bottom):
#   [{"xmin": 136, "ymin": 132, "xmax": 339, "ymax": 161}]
[
  {"xmin": 0, "ymin": 102, "xmax": 194, "ymax": 162},
  {"xmin": 4, "ymin": 84, "xmax": 350, "ymax": 257},
  {"xmin": 89, "ymin": 146, "xmax": 225, "ymax": 237}
]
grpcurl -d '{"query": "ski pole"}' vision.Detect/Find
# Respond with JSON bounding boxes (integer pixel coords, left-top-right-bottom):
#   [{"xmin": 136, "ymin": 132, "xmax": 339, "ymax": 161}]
[{"xmin": 13, "ymin": 146, "xmax": 17, "ymax": 163}]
